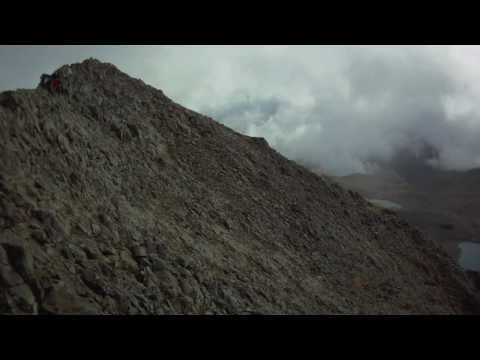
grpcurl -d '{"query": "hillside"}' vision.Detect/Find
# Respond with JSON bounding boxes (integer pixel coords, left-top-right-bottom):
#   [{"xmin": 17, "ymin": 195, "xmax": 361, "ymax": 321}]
[
  {"xmin": 0, "ymin": 59, "xmax": 478, "ymax": 314},
  {"xmin": 333, "ymin": 160, "xmax": 480, "ymax": 263}
]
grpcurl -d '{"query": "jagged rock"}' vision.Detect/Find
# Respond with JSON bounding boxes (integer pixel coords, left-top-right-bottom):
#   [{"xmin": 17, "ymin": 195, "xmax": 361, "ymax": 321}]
[
  {"xmin": 41, "ymin": 282, "xmax": 100, "ymax": 314},
  {"xmin": 81, "ymin": 244, "xmax": 101, "ymax": 260},
  {"xmin": 0, "ymin": 245, "xmax": 39, "ymax": 313},
  {"xmin": 1, "ymin": 242, "xmax": 35, "ymax": 280},
  {"xmin": 81, "ymin": 269, "xmax": 107, "ymax": 296},
  {"xmin": 119, "ymin": 250, "xmax": 139, "ymax": 273},
  {"xmin": 126, "ymin": 123, "xmax": 140, "ymax": 138},
  {"xmin": 31, "ymin": 229, "xmax": 48, "ymax": 245},
  {"xmin": 8, "ymin": 283, "xmax": 38, "ymax": 314},
  {"xmin": 0, "ymin": 264, "xmax": 24, "ymax": 287},
  {"xmin": 0, "ymin": 58, "xmax": 478, "ymax": 314}
]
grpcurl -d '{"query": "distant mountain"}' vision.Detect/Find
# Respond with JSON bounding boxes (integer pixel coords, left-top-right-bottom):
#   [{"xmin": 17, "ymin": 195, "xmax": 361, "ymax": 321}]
[{"xmin": 330, "ymin": 148, "xmax": 480, "ymax": 264}]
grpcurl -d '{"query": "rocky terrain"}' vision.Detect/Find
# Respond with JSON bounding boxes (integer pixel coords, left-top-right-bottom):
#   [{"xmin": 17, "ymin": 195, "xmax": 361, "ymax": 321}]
[
  {"xmin": 332, "ymin": 155, "xmax": 480, "ymax": 262},
  {"xmin": 0, "ymin": 59, "xmax": 479, "ymax": 314}
]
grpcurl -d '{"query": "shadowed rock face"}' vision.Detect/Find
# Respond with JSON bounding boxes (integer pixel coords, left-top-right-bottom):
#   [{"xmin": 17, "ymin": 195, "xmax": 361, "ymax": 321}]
[{"xmin": 0, "ymin": 58, "xmax": 479, "ymax": 314}]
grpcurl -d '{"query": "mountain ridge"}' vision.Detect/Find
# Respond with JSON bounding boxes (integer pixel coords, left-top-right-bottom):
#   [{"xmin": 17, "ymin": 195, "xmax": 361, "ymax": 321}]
[{"xmin": 0, "ymin": 58, "xmax": 478, "ymax": 314}]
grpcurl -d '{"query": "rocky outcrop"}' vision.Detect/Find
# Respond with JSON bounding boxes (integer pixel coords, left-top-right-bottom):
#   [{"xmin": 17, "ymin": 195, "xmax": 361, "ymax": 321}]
[{"xmin": 0, "ymin": 58, "xmax": 479, "ymax": 314}]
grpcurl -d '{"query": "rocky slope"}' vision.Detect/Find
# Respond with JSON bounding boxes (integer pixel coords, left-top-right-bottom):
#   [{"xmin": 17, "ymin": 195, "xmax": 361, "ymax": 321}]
[
  {"xmin": 0, "ymin": 59, "xmax": 479, "ymax": 314},
  {"xmin": 333, "ymin": 162, "xmax": 480, "ymax": 262}
]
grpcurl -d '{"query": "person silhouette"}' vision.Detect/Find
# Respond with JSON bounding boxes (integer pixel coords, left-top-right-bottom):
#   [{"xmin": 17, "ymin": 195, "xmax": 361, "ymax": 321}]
[{"xmin": 39, "ymin": 73, "xmax": 62, "ymax": 94}]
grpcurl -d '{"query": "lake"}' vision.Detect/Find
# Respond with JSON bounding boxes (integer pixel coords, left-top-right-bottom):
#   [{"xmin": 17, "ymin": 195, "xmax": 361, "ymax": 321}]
[
  {"xmin": 367, "ymin": 198, "xmax": 403, "ymax": 210},
  {"xmin": 458, "ymin": 241, "xmax": 480, "ymax": 272}
]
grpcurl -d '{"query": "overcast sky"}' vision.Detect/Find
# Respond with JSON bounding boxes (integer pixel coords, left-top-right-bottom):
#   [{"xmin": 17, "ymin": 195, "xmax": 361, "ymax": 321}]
[{"xmin": 2, "ymin": 45, "xmax": 480, "ymax": 175}]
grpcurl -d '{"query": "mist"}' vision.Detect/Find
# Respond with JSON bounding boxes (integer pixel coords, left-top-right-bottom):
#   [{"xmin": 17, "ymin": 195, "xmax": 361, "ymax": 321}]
[{"xmin": 2, "ymin": 45, "xmax": 480, "ymax": 175}]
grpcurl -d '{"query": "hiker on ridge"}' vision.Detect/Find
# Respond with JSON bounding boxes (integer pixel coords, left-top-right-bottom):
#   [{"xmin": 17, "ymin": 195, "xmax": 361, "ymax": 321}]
[{"xmin": 40, "ymin": 73, "xmax": 62, "ymax": 94}]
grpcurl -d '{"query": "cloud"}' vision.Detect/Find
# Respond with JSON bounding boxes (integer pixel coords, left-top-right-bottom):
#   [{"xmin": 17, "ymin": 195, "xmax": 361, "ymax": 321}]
[
  {"xmin": 157, "ymin": 46, "xmax": 480, "ymax": 175},
  {"xmin": 3, "ymin": 45, "xmax": 480, "ymax": 175}
]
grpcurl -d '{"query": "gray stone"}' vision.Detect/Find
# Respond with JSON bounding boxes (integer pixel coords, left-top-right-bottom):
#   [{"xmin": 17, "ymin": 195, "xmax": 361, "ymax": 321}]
[
  {"xmin": 41, "ymin": 283, "xmax": 100, "ymax": 314},
  {"xmin": 81, "ymin": 269, "xmax": 107, "ymax": 296},
  {"xmin": 119, "ymin": 250, "xmax": 138, "ymax": 273},
  {"xmin": 0, "ymin": 264, "xmax": 24, "ymax": 287},
  {"xmin": 31, "ymin": 230, "xmax": 48, "ymax": 245},
  {"xmin": 9, "ymin": 283, "xmax": 38, "ymax": 314},
  {"xmin": 1, "ymin": 242, "xmax": 35, "ymax": 280}
]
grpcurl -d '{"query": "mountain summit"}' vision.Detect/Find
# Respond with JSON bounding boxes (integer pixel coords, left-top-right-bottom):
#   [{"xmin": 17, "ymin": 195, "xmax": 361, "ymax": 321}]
[{"xmin": 0, "ymin": 59, "xmax": 478, "ymax": 314}]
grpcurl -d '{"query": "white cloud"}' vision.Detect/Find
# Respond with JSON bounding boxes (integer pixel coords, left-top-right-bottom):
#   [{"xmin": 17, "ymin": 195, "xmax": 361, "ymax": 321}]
[{"xmin": 3, "ymin": 45, "xmax": 480, "ymax": 175}]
